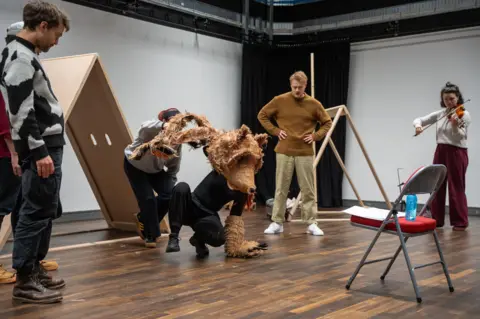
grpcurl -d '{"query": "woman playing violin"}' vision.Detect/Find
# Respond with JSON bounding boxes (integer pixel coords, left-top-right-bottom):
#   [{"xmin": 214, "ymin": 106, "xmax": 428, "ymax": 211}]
[{"xmin": 413, "ymin": 82, "xmax": 471, "ymax": 231}]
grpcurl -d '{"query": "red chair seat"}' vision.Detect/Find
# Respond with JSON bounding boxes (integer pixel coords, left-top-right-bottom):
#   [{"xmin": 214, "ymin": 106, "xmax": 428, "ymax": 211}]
[{"xmin": 351, "ymin": 215, "xmax": 437, "ymax": 233}]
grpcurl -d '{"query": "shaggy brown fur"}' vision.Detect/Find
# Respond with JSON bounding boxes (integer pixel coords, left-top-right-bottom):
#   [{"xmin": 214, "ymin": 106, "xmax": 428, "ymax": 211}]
[
  {"xmin": 130, "ymin": 112, "xmax": 269, "ymax": 258},
  {"xmin": 224, "ymin": 215, "xmax": 266, "ymax": 258},
  {"xmin": 128, "ymin": 112, "xmax": 218, "ymax": 160},
  {"xmin": 131, "ymin": 112, "xmax": 269, "ymax": 195},
  {"xmin": 175, "ymin": 124, "xmax": 268, "ymax": 194}
]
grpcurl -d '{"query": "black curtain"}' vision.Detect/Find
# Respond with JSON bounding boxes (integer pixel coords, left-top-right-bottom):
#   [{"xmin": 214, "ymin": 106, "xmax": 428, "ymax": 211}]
[
  {"xmin": 240, "ymin": 44, "xmax": 273, "ymax": 205},
  {"xmin": 313, "ymin": 42, "xmax": 351, "ymax": 207},
  {"xmin": 240, "ymin": 42, "xmax": 350, "ymax": 208}
]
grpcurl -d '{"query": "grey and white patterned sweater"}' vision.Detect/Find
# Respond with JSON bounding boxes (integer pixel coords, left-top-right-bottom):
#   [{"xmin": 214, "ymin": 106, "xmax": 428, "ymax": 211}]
[
  {"xmin": 124, "ymin": 119, "xmax": 182, "ymax": 180},
  {"xmin": 0, "ymin": 36, "xmax": 65, "ymax": 162}
]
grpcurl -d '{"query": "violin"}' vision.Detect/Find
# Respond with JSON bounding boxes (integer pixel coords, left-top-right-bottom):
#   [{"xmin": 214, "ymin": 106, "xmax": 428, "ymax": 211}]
[
  {"xmin": 414, "ymin": 99, "xmax": 470, "ymax": 136},
  {"xmin": 447, "ymin": 104, "xmax": 465, "ymax": 120},
  {"xmin": 446, "ymin": 100, "xmax": 469, "ymax": 128}
]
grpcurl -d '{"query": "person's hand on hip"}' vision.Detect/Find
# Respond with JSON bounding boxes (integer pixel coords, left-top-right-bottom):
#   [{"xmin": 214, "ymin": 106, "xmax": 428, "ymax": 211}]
[
  {"xmin": 303, "ymin": 134, "xmax": 314, "ymax": 144},
  {"xmin": 277, "ymin": 130, "xmax": 287, "ymax": 140}
]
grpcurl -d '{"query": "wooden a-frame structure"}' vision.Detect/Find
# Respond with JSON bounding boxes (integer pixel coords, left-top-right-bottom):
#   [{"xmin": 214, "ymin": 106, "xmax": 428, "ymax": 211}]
[
  {"xmin": 288, "ymin": 104, "xmax": 393, "ymax": 221},
  {"xmin": 0, "ymin": 53, "xmax": 169, "ymax": 251}
]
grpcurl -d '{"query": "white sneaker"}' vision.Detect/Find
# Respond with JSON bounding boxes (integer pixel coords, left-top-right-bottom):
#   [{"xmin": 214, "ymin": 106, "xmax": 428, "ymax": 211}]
[
  {"xmin": 307, "ymin": 224, "xmax": 324, "ymax": 236},
  {"xmin": 286, "ymin": 198, "xmax": 294, "ymax": 209},
  {"xmin": 264, "ymin": 222, "xmax": 283, "ymax": 234}
]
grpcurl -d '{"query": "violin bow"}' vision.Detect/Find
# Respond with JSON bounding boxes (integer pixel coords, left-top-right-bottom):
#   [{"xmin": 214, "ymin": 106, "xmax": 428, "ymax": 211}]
[{"xmin": 414, "ymin": 99, "xmax": 470, "ymax": 136}]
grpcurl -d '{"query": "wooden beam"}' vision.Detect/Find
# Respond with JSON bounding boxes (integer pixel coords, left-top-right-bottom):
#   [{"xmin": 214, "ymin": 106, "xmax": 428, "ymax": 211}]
[{"xmin": 288, "ymin": 105, "xmax": 391, "ymax": 222}]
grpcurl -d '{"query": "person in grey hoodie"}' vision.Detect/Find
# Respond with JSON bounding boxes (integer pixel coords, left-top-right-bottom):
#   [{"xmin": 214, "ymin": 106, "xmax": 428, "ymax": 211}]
[{"xmin": 124, "ymin": 108, "xmax": 182, "ymax": 250}]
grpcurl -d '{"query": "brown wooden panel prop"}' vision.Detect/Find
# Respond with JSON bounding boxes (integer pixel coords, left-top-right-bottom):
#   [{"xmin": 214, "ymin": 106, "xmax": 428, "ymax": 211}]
[{"xmin": 1, "ymin": 53, "xmax": 169, "ymax": 251}]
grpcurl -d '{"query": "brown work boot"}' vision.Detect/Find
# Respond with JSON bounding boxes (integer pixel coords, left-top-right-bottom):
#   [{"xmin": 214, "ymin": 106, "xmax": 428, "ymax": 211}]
[
  {"xmin": 40, "ymin": 260, "xmax": 59, "ymax": 271},
  {"xmin": 12, "ymin": 272, "xmax": 63, "ymax": 304},
  {"xmin": 0, "ymin": 264, "xmax": 16, "ymax": 284},
  {"xmin": 37, "ymin": 264, "xmax": 65, "ymax": 290}
]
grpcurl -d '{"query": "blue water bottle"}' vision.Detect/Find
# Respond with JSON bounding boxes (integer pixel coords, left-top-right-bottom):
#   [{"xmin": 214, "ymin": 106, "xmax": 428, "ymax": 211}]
[{"xmin": 405, "ymin": 194, "xmax": 417, "ymax": 221}]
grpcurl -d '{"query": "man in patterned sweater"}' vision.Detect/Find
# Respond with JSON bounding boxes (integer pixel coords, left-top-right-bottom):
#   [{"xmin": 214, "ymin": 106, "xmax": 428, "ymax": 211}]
[
  {"xmin": 0, "ymin": 20, "xmax": 60, "ymax": 285},
  {"xmin": 0, "ymin": 1, "xmax": 70, "ymax": 304}
]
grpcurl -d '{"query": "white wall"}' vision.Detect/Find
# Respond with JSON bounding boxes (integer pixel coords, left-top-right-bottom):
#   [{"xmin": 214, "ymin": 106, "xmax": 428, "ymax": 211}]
[
  {"xmin": 0, "ymin": 0, "xmax": 242, "ymax": 213},
  {"xmin": 345, "ymin": 26, "xmax": 480, "ymax": 207}
]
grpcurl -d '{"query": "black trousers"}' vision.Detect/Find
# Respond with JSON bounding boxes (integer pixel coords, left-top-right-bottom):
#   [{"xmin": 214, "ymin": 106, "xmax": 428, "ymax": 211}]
[
  {"xmin": 10, "ymin": 183, "xmax": 63, "ymax": 238},
  {"xmin": 123, "ymin": 157, "xmax": 174, "ymax": 239},
  {"xmin": 12, "ymin": 147, "xmax": 63, "ymax": 275},
  {"xmin": 0, "ymin": 157, "xmax": 21, "ymax": 219},
  {"xmin": 0, "ymin": 157, "xmax": 21, "ymax": 252},
  {"xmin": 0, "ymin": 156, "xmax": 62, "ymax": 249},
  {"xmin": 168, "ymin": 182, "xmax": 225, "ymax": 247}
]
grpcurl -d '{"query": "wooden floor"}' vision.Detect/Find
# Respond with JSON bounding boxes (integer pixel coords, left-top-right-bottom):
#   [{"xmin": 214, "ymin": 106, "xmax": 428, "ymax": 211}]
[
  {"xmin": 0, "ymin": 207, "xmax": 478, "ymax": 318},
  {"xmin": 1, "ymin": 219, "xmax": 130, "ymax": 255}
]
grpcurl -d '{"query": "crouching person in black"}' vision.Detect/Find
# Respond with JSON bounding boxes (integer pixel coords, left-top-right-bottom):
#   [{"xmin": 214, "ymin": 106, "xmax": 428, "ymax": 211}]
[{"xmin": 167, "ymin": 163, "xmax": 252, "ymax": 258}]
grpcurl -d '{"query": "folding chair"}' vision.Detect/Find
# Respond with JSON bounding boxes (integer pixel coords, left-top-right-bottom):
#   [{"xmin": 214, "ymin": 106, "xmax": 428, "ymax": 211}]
[{"xmin": 345, "ymin": 164, "xmax": 454, "ymax": 303}]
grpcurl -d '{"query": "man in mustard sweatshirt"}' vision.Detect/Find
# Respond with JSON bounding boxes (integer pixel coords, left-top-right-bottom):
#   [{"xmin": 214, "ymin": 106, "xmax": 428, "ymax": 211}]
[{"xmin": 258, "ymin": 71, "xmax": 332, "ymax": 236}]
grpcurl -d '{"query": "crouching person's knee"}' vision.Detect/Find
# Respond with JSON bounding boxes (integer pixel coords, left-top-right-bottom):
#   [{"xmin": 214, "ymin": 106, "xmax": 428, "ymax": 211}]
[
  {"xmin": 193, "ymin": 215, "xmax": 225, "ymax": 247},
  {"xmin": 207, "ymin": 229, "xmax": 225, "ymax": 247},
  {"xmin": 172, "ymin": 182, "xmax": 190, "ymax": 195}
]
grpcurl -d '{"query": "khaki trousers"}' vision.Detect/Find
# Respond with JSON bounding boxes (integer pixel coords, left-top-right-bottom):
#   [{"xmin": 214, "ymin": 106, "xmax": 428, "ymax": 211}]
[{"xmin": 271, "ymin": 153, "xmax": 317, "ymax": 225}]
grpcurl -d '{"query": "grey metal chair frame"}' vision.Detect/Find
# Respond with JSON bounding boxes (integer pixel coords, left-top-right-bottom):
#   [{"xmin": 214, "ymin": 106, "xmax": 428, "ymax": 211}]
[{"xmin": 345, "ymin": 164, "xmax": 454, "ymax": 303}]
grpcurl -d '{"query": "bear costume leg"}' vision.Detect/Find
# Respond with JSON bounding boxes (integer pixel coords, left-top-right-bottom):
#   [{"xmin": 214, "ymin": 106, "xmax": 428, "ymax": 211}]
[{"xmin": 224, "ymin": 215, "xmax": 268, "ymax": 258}]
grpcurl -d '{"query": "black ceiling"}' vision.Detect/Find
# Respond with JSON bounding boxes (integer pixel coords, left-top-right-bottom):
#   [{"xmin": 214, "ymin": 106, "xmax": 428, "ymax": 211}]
[
  {"xmin": 197, "ymin": 0, "xmax": 429, "ymax": 21},
  {"xmin": 62, "ymin": 0, "xmax": 480, "ymax": 46}
]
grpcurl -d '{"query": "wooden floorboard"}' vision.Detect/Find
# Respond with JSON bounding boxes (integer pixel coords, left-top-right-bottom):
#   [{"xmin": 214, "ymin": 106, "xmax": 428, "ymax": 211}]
[{"xmin": 0, "ymin": 206, "xmax": 478, "ymax": 318}]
